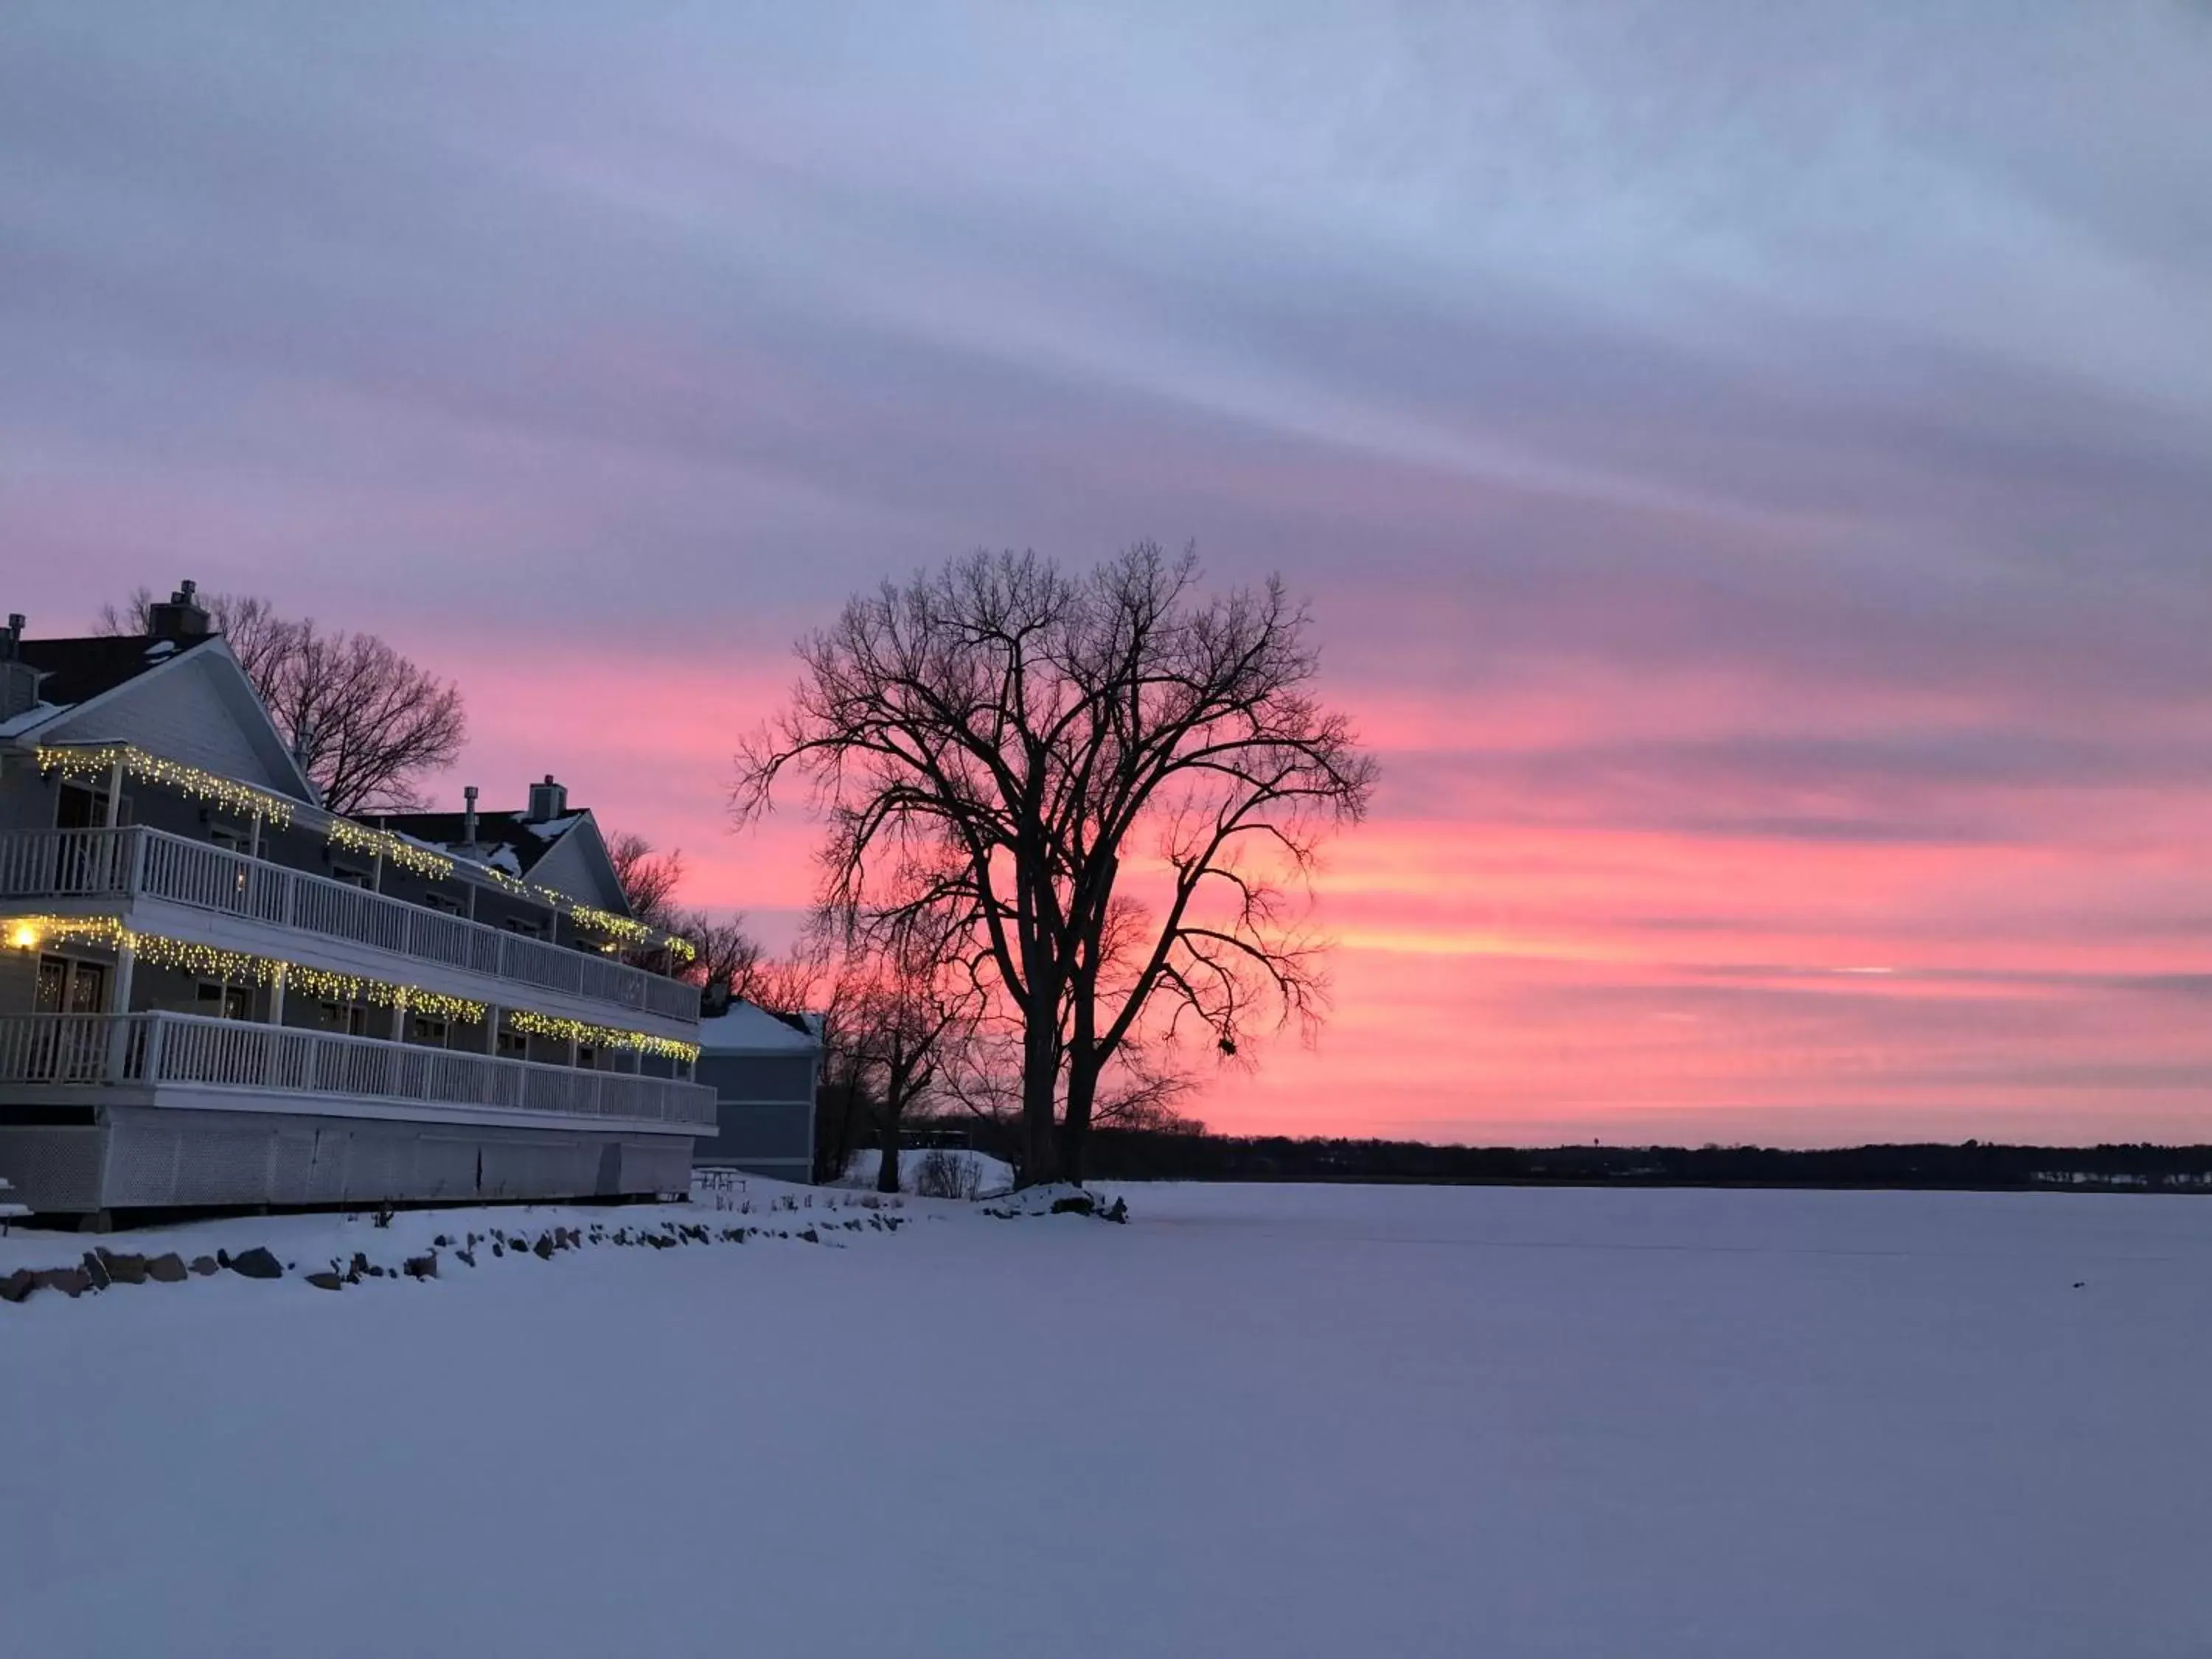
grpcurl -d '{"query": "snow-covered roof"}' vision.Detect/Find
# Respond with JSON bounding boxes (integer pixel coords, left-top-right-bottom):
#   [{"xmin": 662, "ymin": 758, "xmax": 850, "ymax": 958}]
[
  {"xmin": 0, "ymin": 701, "xmax": 65, "ymax": 739},
  {"xmin": 379, "ymin": 807, "xmax": 585, "ymax": 877},
  {"xmin": 696, "ymin": 1001, "xmax": 819, "ymax": 1056}
]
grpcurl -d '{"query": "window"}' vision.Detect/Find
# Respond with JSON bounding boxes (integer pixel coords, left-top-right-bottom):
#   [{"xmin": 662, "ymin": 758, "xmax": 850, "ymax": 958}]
[
  {"xmin": 35, "ymin": 955, "xmax": 68, "ymax": 1014},
  {"xmin": 501, "ymin": 916, "xmax": 545, "ymax": 939},
  {"xmin": 409, "ymin": 1015, "xmax": 448, "ymax": 1047},
  {"xmin": 330, "ymin": 863, "xmax": 375, "ymax": 890},
  {"xmin": 195, "ymin": 983, "xmax": 251, "ymax": 1020},
  {"xmin": 423, "ymin": 892, "xmax": 464, "ymax": 916},
  {"xmin": 319, "ymin": 1001, "xmax": 369, "ymax": 1037},
  {"xmin": 209, "ymin": 821, "xmax": 250, "ymax": 855},
  {"xmin": 55, "ymin": 782, "xmax": 131, "ymax": 830},
  {"xmin": 65, "ymin": 959, "xmax": 108, "ymax": 1015},
  {"xmin": 495, "ymin": 1023, "xmax": 526, "ymax": 1057}
]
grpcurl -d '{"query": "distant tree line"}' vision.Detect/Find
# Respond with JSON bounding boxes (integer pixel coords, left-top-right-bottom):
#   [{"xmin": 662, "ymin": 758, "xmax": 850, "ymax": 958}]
[{"xmin": 997, "ymin": 1132, "xmax": 2212, "ymax": 1192}]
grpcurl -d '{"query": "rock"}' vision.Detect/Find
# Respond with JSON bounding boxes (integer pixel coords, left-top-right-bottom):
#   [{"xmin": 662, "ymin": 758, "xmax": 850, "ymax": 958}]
[
  {"xmin": 798, "ymin": 1226, "xmax": 820, "ymax": 1244},
  {"xmin": 1105, "ymin": 1197, "xmax": 1129, "ymax": 1224},
  {"xmin": 216, "ymin": 1248, "xmax": 232, "ymax": 1268},
  {"xmin": 491, "ymin": 1243, "xmax": 503, "ymax": 1257},
  {"xmin": 532, "ymin": 1234, "xmax": 555, "ymax": 1260},
  {"xmin": 1049, "ymin": 1194, "xmax": 1096, "ymax": 1216},
  {"xmin": 403, "ymin": 1253, "xmax": 437, "ymax": 1281},
  {"xmin": 1, "ymin": 1269, "xmax": 37, "ymax": 1304},
  {"xmin": 351, "ymin": 1252, "xmax": 371, "ymax": 1276},
  {"xmin": 145, "ymin": 1253, "xmax": 189, "ymax": 1283},
  {"xmin": 99, "ymin": 1250, "xmax": 150, "ymax": 1285},
  {"xmin": 456, "ymin": 1248, "xmax": 476, "ymax": 1268},
  {"xmin": 227, "ymin": 1246, "xmax": 283, "ymax": 1280},
  {"xmin": 305, "ymin": 1271, "xmax": 344, "ymax": 1291},
  {"xmin": 188, "ymin": 1256, "xmax": 219, "ymax": 1277},
  {"xmin": 35, "ymin": 1267, "xmax": 92, "ymax": 1298},
  {"xmin": 366, "ymin": 1264, "xmax": 386, "ymax": 1277},
  {"xmin": 433, "ymin": 1234, "xmax": 451, "ymax": 1249},
  {"xmin": 80, "ymin": 1251, "xmax": 112, "ymax": 1290}
]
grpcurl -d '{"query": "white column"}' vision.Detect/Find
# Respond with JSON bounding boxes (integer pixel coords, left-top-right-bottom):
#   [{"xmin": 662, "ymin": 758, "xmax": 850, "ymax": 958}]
[
  {"xmin": 484, "ymin": 1003, "xmax": 501, "ymax": 1055},
  {"xmin": 103, "ymin": 754, "xmax": 124, "ymax": 828},
  {"xmin": 391, "ymin": 988, "xmax": 409, "ymax": 1042},
  {"xmin": 105, "ymin": 943, "xmax": 136, "ymax": 1079},
  {"xmin": 267, "ymin": 964, "xmax": 286, "ymax": 1027}
]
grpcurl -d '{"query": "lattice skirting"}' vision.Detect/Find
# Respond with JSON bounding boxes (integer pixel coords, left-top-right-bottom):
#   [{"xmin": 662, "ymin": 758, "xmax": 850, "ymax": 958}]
[{"xmin": 0, "ymin": 1107, "xmax": 694, "ymax": 1214}]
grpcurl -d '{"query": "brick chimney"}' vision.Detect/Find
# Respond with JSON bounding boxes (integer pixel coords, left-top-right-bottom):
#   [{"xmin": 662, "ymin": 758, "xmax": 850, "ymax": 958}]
[
  {"xmin": 0, "ymin": 613, "xmax": 38, "ymax": 721},
  {"xmin": 147, "ymin": 580, "xmax": 212, "ymax": 640},
  {"xmin": 525, "ymin": 774, "xmax": 568, "ymax": 822}
]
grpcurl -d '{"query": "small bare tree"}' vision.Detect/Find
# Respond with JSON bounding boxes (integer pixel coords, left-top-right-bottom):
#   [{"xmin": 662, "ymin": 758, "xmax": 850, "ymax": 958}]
[
  {"xmin": 737, "ymin": 543, "xmax": 1374, "ymax": 1185},
  {"xmin": 679, "ymin": 911, "xmax": 766, "ymax": 1001},
  {"xmin": 102, "ymin": 587, "xmax": 464, "ymax": 814},
  {"xmin": 844, "ymin": 900, "xmax": 986, "ymax": 1194},
  {"xmin": 608, "ymin": 831, "xmax": 686, "ymax": 927}
]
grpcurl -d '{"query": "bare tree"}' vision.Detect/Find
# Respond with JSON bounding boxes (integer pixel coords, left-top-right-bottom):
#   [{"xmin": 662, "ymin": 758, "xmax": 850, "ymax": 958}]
[
  {"xmin": 678, "ymin": 911, "xmax": 766, "ymax": 1000},
  {"xmin": 608, "ymin": 831, "xmax": 686, "ymax": 928},
  {"xmin": 102, "ymin": 587, "xmax": 465, "ymax": 814},
  {"xmin": 844, "ymin": 900, "xmax": 986, "ymax": 1194},
  {"xmin": 736, "ymin": 543, "xmax": 1375, "ymax": 1185}
]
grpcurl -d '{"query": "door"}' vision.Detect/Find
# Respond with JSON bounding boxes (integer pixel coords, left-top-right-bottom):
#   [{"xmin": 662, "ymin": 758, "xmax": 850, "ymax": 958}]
[{"xmin": 32, "ymin": 954, "xmax": 108, "ymax": 1080}]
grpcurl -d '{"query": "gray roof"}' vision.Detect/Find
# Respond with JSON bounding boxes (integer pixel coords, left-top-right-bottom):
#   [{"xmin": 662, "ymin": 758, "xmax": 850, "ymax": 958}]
[{"xmin": 696, "ymin": 1001, "xmax": 819, "ymax": 1055}]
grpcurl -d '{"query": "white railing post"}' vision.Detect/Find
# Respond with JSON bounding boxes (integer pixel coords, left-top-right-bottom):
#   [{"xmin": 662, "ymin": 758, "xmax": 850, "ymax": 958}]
[{"xmin": 142, "ymin": 1014, "xmax": 167, "ymax": 1085}]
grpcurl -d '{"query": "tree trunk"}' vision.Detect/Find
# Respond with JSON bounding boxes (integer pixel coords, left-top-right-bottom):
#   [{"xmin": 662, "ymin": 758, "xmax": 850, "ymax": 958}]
[
  {"xmin": 1061, "ymin": 1048, "xmax": 1099, "ymax": 1188},
  {"xmin": 875, "ymin": 1101, "xmax": 902, "ymax": 1194},
  {"xmin": 1018, "ymin": 1009, "xmax": 1060, "ymax": 1187}
]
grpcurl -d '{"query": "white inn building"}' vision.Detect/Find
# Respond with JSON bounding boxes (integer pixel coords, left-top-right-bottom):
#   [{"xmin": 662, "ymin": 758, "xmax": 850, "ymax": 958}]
[{"xmin": 0, "ymin": 585, "xmax": 715, "ymax": 1222}]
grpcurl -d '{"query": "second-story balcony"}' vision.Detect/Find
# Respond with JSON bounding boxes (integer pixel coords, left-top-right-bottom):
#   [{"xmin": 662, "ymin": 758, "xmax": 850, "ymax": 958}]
[
  {"xmin": 0, "ymin": 825, "xmax": 700, "ymax": 1029},
  {"xmin": 0, "ymin": 1011, "xmax": 715, "ymax": 1133}
]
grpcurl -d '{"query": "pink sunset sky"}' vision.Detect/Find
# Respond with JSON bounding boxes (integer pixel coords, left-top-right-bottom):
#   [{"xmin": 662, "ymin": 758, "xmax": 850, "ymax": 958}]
[{"xmin": 4, "ymin": 4, "xmax": 2207, "ymax": 1144}]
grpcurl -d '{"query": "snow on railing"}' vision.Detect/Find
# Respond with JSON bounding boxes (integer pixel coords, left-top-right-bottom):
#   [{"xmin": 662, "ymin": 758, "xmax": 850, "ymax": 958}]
[
  {"xmin": 0, "ymin": 827, "xmax": 698, "ymax": 1023},
  {"xmin": 0, "ymin": 1012, "xmax": 717, "ymax": 1130}
]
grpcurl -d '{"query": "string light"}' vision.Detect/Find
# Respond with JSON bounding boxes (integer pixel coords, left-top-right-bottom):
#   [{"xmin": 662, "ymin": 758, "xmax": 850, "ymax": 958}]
[
  {"xmin": 507, "ymin": 1009, "xmax": 700, "ymax": 1063},
  {"xmin": 7, "ymin": 914, "xmax": 692, "ymax": 1054},
  {"xmin": 38, "ymin": 744, "xmax": 296, "ymax": 829},
  {"xmin": 568, "ymin": 902, "xmax": 698, "ymax": 962},
  {"xmin": 38, "ymin": 742, "xmax": 695, "ymax": 965},
  {"xmin": 325, "ymin": 820, "xmax": 456, "ymax": 881},
  {"xmin": 3, "ymin": 916, "xmax": 485, "ymax": 1024}
]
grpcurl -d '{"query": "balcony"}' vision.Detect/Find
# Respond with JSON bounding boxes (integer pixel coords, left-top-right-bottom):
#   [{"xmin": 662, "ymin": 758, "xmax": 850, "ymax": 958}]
[
  {"xmin": 0, "ymin": 1012, "xmax": 716, "ymax": 1133},
  {"xmin": 0, "ymin": 826, "xmax": 699, "ymax": 1025}
]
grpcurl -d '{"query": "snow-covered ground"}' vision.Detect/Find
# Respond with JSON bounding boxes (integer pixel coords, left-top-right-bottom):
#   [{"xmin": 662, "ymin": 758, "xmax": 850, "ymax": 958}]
[{"xmin": 4, "ymin": 1180, "xmax": 2209, "ymax": 1658}]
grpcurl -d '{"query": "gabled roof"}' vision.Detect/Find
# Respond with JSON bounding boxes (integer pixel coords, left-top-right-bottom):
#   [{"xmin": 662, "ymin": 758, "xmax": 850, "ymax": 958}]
[
  {"xmin": 3, "ymin": 630, "xmax": 319, "ymax": 804},
  {"xmin": 380, "ymin": 804, "xmax": 630, "ymax": 915},
  {"xmin": 15, "ymin": 633, "xmax": 223, "ymax": 712},
  {"xmin": 378, "ymin": 807, "xmax": 587, "ymax": 878}
]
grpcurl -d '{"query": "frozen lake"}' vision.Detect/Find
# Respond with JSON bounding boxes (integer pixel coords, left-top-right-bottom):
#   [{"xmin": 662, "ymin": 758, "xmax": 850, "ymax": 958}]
[{"xmin": 4, "ymin": 1180, "xmax": 2208, "ymax": 1657}]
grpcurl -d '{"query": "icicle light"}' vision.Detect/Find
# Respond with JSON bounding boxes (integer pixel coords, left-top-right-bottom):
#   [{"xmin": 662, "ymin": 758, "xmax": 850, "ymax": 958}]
[{"xmin": 38, "ymin": 744, "xmax": 296, "ymax": 828}]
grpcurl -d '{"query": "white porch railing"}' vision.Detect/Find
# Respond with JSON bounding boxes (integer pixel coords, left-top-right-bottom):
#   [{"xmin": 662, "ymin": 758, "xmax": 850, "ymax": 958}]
[
  {"xmin": 0, "ymin": 826, "xmax": 698, "ymax": 1023},
  {"xmin": 0, "ymin": 1012, "xmax": 717, "ymax": 1130}
]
